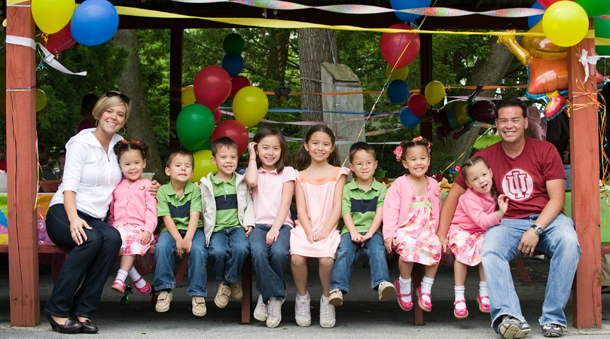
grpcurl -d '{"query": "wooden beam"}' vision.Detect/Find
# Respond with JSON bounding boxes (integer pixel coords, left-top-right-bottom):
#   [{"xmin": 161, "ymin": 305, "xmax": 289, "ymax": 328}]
[
  {"xmin": 419, "ymin": 19, "xmax": 433, "ymax": 143},
  {"xmin": 570, "ymin": 18, "xmax": 602, "ymax": 329},
  {"xmin": 6, "ymin": 1, "xmax": 40, "ymax": 327},
  {"xmin": 169, "ymin": 19, "xmax": 184, "ymax": 150}
]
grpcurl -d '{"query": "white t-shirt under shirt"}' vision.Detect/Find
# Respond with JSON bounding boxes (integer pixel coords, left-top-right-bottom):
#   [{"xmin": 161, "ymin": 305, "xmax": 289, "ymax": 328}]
[{"xmin": 455, "ymin": 137, "xmax": 565, "ymax": 219}]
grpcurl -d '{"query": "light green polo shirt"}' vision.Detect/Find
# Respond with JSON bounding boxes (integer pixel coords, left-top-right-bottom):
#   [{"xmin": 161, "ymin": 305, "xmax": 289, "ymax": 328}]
[
  {"xmin": 156, "ymin": 181, "xmax": 203, "ymax": 233},
  {"xmin": 340, "ymin": 179, "xmax": 387, "ymax": 235},
  {"xmin": 210, "ymin": 172, "xmax": 240, "ymax": 232}
]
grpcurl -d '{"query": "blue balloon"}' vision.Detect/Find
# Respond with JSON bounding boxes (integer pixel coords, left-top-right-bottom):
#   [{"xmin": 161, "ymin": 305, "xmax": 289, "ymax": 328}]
[
  {"xmin": 71, "ymin": 0, "xmax": 119, "ymax": 46},
  {"xmin": 387, "ymin": 80, "xmax": 409, "ymax": 104},
  {"xmin": 528, "ymin": 2, "xmax": 545, "ymax": 29},
  {"xmin": 400, "ymin": 107, "xmax": 420, "ymax": 129},
  {"xmin": 391, "ymin": 0, "xmax": 431, "ymax": 22},
  {"xmin": 222, "ymin": 53, "xmax": 244, "ymax": 78}
]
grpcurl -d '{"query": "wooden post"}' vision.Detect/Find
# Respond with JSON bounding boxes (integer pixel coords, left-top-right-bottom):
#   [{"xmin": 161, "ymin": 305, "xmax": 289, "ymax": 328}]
[
  {"xmin": 569, "ymin": 18, "xmax": 602, "ymax": 328},
  {"xmin": 169, "ymin": 20, "xmax": 184, "ymax": 149},
  {"xmin": 419, "ymin": 20, "xmax": 433, "ymax": 142},
  {"xmin": 6, "ymin": 1, "xmax": 40, "ymax": 326}
]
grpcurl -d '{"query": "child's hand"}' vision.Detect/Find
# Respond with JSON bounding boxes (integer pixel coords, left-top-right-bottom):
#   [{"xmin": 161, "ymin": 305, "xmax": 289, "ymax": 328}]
[
  {"xmin": 248, "ymin": 142, "xmax": 257, "ymax": 159},
  {"xmin": 350, "ymin": 231, "xmax": 364, "ymax": 244},
  {"xmin": 148, "ymin": 181, "xmax": 161, "ymax": 197},
  {"xmin": 306, "ymin": 231, "xmax": 315, "ymax": 244},
  {"xmin": 182, "ymin": 238, "xmax": 192, "ymax": 254},
  {"xmin": 141, "ymin": 231, "xmax": 152, "ymax": 245},
  {"xmin": 175, "ymin": 237, "xmax": 184, "ymax": 258},
  {"xmin": 314, "ymin": 229, "xmax": 330, "ymax": 242},
  {"xmin": 266, "ymin": 227, "xmax": 280, "ymax": 246},
  {"xmin": 245, "ymin": 226, "xmax": 253, "ymax": 237},
  {"xmin": 497, "ymin": 194, "xmax": 509, "ymax": 213},
  {"xmin": 384, "ymin": 237, "xmax": 395, "ymax": 254},
  {"xmin": 360, "ymin": 232, "xmax": 374, "ymax": 247},
  {"xmin": 438, "ymin": 234, "xmax": 449, "ymax": 254}
]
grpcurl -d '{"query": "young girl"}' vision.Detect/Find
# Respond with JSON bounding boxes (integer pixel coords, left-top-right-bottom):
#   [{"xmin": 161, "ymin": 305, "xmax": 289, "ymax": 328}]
[
  {"xmin": 291, "ymin": 125, "xmax": 349, "ymax": 328},
  {"xmin": 442, "ymin": 156, "xmax": 508, "ymax": 319},
  {"xmin": 383, "ymin": 137, "xmax": 441, "ymax": 313},
  {"xmin": 244, "ymin": 128, "xmax": 296, "ymax": 328},
  {"xmin": 109, "ymin": 140, "xmax": 157, "ymax": 295}
]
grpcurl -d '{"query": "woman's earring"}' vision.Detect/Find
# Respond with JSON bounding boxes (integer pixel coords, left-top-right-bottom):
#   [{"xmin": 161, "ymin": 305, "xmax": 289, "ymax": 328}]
[{"xmin": 120, "ymin": 127, "xmax": 126, "ymax": 135}]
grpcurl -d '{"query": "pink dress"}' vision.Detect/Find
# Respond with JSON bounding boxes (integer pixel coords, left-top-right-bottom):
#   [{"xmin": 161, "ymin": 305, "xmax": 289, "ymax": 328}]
[
  {"xmin": 290, "ymin": 166, "xmax": 350, "ymax": 258},
  {"xmin": 395, "ymin": 196, "xmax": 441, "ymax": 265}
]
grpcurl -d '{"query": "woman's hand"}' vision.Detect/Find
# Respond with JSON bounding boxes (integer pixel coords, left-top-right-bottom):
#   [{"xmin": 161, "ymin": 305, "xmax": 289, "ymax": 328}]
[
  {"xmin": 70, "ymin": 217, "xmax": 92, "ymax": 245},
  {"xmin": 384, "ymin": 237, "xmax": 395, "ymax": 254},
  {"xmin": 148, "ymin": 181, "xmax": 161, "ymax": 197},
  {"xmin": 141, "ymin": 231, "xmax": 152, "ymax": 245},
  {"xmin": 266, "ymin": 227, "xmax": 280, "ymax": 246}
]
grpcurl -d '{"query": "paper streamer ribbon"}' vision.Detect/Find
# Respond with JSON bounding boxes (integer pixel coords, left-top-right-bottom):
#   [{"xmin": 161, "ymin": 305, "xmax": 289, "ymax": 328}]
[
  {"xmin": 579, "ymin": 49, "xmax": 610, "ymax": 83},
  {"xmin": 220, "ymin": 109, "xmax": 397, "ymax": 125},
  {"xmin": 5, "ymin": 35, "xmax": 87, "ymax": 76}
]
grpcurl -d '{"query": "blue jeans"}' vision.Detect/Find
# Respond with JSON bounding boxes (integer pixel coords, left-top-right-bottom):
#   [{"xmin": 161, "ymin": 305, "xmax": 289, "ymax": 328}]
[
  {"xmin": 153, "ymin": 229, "xmax": 208, "ymax": 296},
  {"xmin": 249, "ymin": 224, "xmax": 291, "ymax": 304},
  {"xmin": 481, "ymin": 214, "xmax": 581, "ymax": 327},
  {"xmin": 330, "ymin": 232, "xmax": 390, "ymax": 293},
  {"xmin": 209, "ymin": 227, "xmax": 251, "ymax": 283}
]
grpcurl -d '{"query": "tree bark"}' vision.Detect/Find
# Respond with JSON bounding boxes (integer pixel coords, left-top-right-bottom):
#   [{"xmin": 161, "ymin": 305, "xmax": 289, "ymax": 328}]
[
  {"xmin": 298, "ymin": 28, "xmax": 338, "ymax": 136},
  {"xmin": 114, "ymin": 29, "xmax": 166, "ymax": 183}
]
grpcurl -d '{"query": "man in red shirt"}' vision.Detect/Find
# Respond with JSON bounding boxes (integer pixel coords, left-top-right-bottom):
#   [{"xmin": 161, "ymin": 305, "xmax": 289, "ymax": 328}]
[{"xmin": 438, "ymin": 98, "xmax": 580, "ymax": 339}]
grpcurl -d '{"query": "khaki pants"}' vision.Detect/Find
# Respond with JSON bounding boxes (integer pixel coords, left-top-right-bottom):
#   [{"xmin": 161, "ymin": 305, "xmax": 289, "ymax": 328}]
[{"xmin": 602, "ymin": 254, "xmax": 610, "ymax": 287}]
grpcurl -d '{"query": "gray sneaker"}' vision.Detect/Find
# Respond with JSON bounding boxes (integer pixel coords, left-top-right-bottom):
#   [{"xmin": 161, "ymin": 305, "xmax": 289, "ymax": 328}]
[
  {"xmin": 495, "ymin": 316, "xmax": 531, "ymax": 339},
  {"xmin": 541, "ymin": 324, "xmax": 563, "ymax": 337},
  {"xmin": 266, "ymin": 298, "xmax": 284, "ymax": 328},
  {"xmin": 294, "ymin": 293, "xmax": 311, "ymax": 327},
  {"xmin": 253, "ymin": 295, "xmax": 268, "ymax": 322}
]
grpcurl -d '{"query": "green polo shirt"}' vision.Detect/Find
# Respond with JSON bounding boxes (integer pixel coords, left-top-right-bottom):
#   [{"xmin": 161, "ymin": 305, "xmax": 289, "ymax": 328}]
[
  {"xmin": 210, "ymin": 172, "xmax": 240, "ymax": 232},
  {"xmin": 340, "ymin": 179, "xmax": 387, "ymax": 235},
  {"xmin": 156, "ymin": 181, "xmax": 203, "ymax": 233}
]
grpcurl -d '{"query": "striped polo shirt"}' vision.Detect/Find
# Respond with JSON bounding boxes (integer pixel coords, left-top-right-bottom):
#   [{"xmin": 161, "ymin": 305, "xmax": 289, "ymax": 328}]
[
  {"xmin": 340, "ymin": 179, "xmax": 387, "ymax": 235},
  {"xmin": 210, "ymin": 172, "xmax": 240, "ymax": 232}
]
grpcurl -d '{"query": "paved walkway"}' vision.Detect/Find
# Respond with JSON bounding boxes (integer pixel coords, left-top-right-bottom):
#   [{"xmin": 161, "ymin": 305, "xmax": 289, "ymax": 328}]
[{"xmin": 1, "ymin": 256, "xmax": 609, "ymax": 338}]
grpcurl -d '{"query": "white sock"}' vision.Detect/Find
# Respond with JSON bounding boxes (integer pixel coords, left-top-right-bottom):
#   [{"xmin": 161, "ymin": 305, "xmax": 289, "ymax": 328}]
[
  {"xmin": 115, "ymin": 269, "xmax": 128, "ymax": 283},
  {"xmin": 399, "ymin": 276, "xmax": 412, "ymax": 303},
  {"xmin": 297, "ymin": 292, "xmax": 309, "ymax": 302},
  {"xmin": 269, "ymin": 297, "xmax": 277, "ymax": 303},
  {"xmin": 479, "ymin": 281, "xmax": 489, "ymax": 298},
  {"xmin": 421, "ymin": 277, "xmax": 434, "ymax": 303},
  {"xmin": 321, "ymin": 295, "xmax": 329, "ymax": 303},
  {"xmin": 454, "ymin": 286, "xmax": 466, "ymax": 309},
  {"xmin": 128, "ymin": 267, "xmax": 146, "ymax": 288}
]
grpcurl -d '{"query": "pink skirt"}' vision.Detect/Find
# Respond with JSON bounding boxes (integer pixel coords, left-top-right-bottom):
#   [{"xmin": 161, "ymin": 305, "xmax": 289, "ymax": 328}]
[
  {"xmin": 114, "ymin": 223, "xmax": 155, "ymax": 256},
  {"xmin": 448, "ymin": 229, "xmax": 484, "ymax": 266}
]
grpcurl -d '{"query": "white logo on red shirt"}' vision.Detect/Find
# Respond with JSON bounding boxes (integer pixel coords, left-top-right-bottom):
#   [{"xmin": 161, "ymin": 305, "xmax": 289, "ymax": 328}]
[{"xmin": 502, "ymin": 169, "xmax": 533, "ymax": 201}]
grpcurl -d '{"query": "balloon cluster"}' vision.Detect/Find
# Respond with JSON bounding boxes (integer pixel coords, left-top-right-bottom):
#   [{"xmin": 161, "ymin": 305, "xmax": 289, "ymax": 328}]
[
  {"xmin": 177, "ymin": 34, "xmax": 269, "ymax": 182},
  {"xmin": 34, "ymin": 0, "xmax": 119, "ymax": 49},
  {"xmin": 398, "ymin": 80, "xmax": 446, "ymax": 130}
]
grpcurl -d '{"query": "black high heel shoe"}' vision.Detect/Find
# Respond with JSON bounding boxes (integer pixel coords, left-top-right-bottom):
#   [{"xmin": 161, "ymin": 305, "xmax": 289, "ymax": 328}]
[
  {"xmin": 45, "ymin": 313, "xmax": 82, "ymax": 333},
  {"xmin": 70, "ymin": 314, "xmax": 99, "ymax": 334}
]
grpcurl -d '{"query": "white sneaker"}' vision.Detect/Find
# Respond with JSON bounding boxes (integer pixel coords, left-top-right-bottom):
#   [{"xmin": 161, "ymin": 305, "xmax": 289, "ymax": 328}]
[
  {"xmin": 328, "ymin": 288, "xmax": 343, "ymax": 307},
  {"xmin": 253, "ymin": 295, "xmax": 268, "ymax": 322},
  {"xmin": 266, "ymin": 298, "xmax": 284, "ymax": 328},
  {"xmin": 319, "ymin": 296, "xmax": 336, "ymax": 328},
  {"xmin": 294, "ymin": 293, "xmax": 311, "ymax": 327}
]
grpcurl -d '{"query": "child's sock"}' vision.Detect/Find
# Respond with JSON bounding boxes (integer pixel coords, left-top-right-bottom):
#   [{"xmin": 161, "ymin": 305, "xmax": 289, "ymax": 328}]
[
  {"xmin": 479, "ymin": 281, "xmax": 488, "ymax": 298},
  {"xmin": 115, "ymin": 269, "xmax": 128, "ymax": 283},
  {"xmin": 296, "ymin": 291, "xmax": 309, "ymax": 302},
  {"xmin": 398, "ymin": 276, "xmax": 412, "ymax": 303},
  {"xmin": 269, "ymin": 297, "xmax": 277, "ymax": 303},
  {"xmin": 222, "ymin": 280, "xmax": 231, "ymax": 287},
  {"xmin": 420, "ymin": 276, "xmax": 434, "ymax": 303},
  {"xmin": 128, "ymin": 267, "xmax": 146, "ymax": 289},
  {"xmin": 454, "ymin": 286, "xmax": 466, "ymax": 310},
  {"xmin": 321, "ymin": 295, "xmax": 329, "ymax": 303}
]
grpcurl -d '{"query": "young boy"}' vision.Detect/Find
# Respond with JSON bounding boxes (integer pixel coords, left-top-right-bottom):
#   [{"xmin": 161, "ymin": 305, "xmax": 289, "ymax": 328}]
[
  {"xmin": 328, "ymin": 142, "xmax": 396, "ymax": 310},
  {"xmin": 200, "ymin": 137, "xmax": 255, "ymax": 309},
  {"xmin": 154, "ymin": 148, "xmax": 208, "ymax": 317}
]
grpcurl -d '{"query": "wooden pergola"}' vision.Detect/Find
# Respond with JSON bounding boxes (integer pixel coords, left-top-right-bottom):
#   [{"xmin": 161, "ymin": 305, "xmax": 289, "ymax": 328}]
[{"xmin": 5, "ymin": 0, "xmax": 602, "ymax": 329}]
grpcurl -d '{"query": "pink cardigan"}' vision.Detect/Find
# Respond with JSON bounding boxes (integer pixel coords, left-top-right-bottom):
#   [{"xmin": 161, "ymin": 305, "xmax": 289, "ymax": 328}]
[
  {"xmin": 108, "ymin": 179, "xmax": 158, "ymax": 234},
  {"xmin": 449, "ymin": 188, "xmax": 500, "ymax": 233},
  {"xmin": 382, "ymin": 175, "xmax": 441, "ymax": 240}
]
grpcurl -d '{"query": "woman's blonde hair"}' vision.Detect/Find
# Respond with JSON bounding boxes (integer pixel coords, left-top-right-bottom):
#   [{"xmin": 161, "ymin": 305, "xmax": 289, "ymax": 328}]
[{"xmin": 91, "ymin": 91, "xmax": 131, "ymax": 121}]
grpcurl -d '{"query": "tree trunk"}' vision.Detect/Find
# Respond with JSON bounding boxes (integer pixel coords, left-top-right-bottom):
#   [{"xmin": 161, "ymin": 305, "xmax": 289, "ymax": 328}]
[
  {"xmin": 114, "ymin": 29, "xmax": 167, "ymax": 183},
  {"xmin": 298, "ymin": 28, "xmax": 338, "ymax": 136},
  {"xmin": 267, "ymin": 29, "xmax": 290, "ymax": 84}
]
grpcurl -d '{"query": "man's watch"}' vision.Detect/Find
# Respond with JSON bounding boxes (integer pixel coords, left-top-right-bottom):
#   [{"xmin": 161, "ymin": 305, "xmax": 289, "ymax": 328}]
[{"xmin": 531, "ymin": 224, "xmax": 544, "ymax": 235}]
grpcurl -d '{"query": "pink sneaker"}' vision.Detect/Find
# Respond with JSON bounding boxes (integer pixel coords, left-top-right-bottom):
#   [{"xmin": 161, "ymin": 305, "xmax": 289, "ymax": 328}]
[
  {"xmin": 395, "ymin": 279, "xmax": 413, "ymax": 311},
  {"xmin": 454, "ymin": 300, "xmax": 468, "ymax": 319},
  {"xmin": 112, "ymin": 279, "xmax": 126, "ymax": 294},
  {"xmin": 416, "ymin": 286, "xmax": 432, "ymax": 312},
  {"xmin": 133, "ymin": 277, "xmax": 152, "ymax": 295},
  {"xmin": 476, "ymin": 293, "xmax": 490, "ymax": 313}
]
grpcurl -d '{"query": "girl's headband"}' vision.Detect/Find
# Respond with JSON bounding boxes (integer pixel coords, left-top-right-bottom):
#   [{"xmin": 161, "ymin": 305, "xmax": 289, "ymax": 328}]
[{"xmin": 393, "ymin": 136, "xmax": 432, "ymax": 162}]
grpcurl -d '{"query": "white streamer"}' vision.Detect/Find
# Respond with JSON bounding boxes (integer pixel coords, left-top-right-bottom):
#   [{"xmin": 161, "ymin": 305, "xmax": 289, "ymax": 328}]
[{"xmin": 5, "ymin": 35, "xmax": 87, "ymax": 76}]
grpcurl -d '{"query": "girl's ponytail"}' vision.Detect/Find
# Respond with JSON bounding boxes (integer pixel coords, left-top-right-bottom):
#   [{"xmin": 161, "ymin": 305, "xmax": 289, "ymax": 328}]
[
  {"xmin": 327, "ymin": 148, "xmax": 341, "ymax": 167},
  {"xmin": 296, "ymin": 144, "xmax": 311, "ymax": 170}
]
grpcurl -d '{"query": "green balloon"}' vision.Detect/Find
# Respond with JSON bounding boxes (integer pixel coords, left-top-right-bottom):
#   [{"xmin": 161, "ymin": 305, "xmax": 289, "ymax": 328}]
[
  {"xmin": 595, "ymin": 13, "xmax": 610, "ymax": 56},
  {"xmin": 223, "ymin": 33, "xmax": 244, "ymax": 54},
  {"xmin": 176, "ymin": 104, "xmax": 215, "ymax": 151},
  {"xmin": 577, "ymin": 0, "xmax": 610, "ymax": 18},
  {"xmin": 192, "ymin": 139, "xmax": 212, "ymax": 152}
]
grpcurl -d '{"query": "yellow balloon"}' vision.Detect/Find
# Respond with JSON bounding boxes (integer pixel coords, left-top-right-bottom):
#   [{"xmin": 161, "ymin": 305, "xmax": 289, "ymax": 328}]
[
  {"xmin": 192, "ymin": 150, "xmax": 217, "ymax": 182},
  {"xmin": 425, "ymin": 81, "xmax": 445, "ymax": 106},
  {"xmin": 232, "ymin": 86, "xmax": 269, "ymax": 128},
  {"xmin": 32, "ymin": 0, "xmax": 76, "ymax": 34},
  {"xmin": 36, "ymin": 88, "xmax": 47, "ymax": 112},
  {"xmin": 385, "ymin": 65, "xmax": 409, "ymax": 82},
  {"xmin": 542, "ymin": 1, "xmax": 589, "ymax": 48},
  {"xmin": 181, "ymin": 85, "xmax": 196, "ymax": 106}
]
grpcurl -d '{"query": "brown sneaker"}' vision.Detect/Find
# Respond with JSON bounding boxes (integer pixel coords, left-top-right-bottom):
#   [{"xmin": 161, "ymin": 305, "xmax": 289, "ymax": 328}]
[
  {"xmin": 230, "ymin": 282, "xmax": 243, "ymax": 300},
  {"xmin": 192, "ymin": 296, "xmax": 207, "ymax": 317},
  {"xmin": 155, "ymin": 291, "xmax": 173, "ymax": 313},
  {"xmin": 215, "ymin": 283, "xmax": 231, "ymax": 308}
]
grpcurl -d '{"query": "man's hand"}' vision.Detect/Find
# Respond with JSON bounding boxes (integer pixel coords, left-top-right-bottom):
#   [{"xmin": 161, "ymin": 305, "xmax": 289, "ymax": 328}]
[{"xmin": 518, "ymin": 228, "xmax": 539, "ymax": 256}]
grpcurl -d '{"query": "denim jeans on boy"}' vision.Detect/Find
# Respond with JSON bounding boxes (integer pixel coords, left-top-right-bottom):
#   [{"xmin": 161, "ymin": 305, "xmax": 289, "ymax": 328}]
[
  {"xmin": 248, "ymin": 224, "xmax": 291, "ymax": 304},
  {"xmin": 154, "ymin": 229, "xmax": 208, "ymax": 296},
  {"xmin": 209, "ymin": 226, "xmax": 251, "ymax": 284},
  {"xmin": 44, "ymin": 204, "xmax": 122, "ymax": 319},
  {"xmin": 481, "ymin": 213, "xmax": 580, "ymax": 328},
  {"xmin": 330, "ymin": 232, "xmax": 390, "ymax": 293}
]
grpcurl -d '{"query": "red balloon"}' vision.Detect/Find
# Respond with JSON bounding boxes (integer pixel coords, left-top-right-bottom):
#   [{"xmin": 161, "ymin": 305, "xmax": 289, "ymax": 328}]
[
  {"xmin": 407, "ymin": 93, "xmax": 428, "ymax": 117},
  {"xmin": 211, "ymin": 120, "xmax": 249, "ymax": 156},
  {"xmin": 230, "ymin": 75, "xmax": 251, "ymax": 100},
  {"xmin": 44, "ymin": 21, "xmax": 76, "ymax": 53},
  {"xmin": 380, "ymin": 24, "xmax": 421, "ymax": 69},
  {"xmin": 538, "ymin": 0, "xmax": 572, "ymax": 9},
  {"xmin": 193, "ymin": 66, "xmax": 232, "ymax": 111},
  {"xmin": 213, "ymin": 107, "xmax": 221, "ymax": 123}
]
